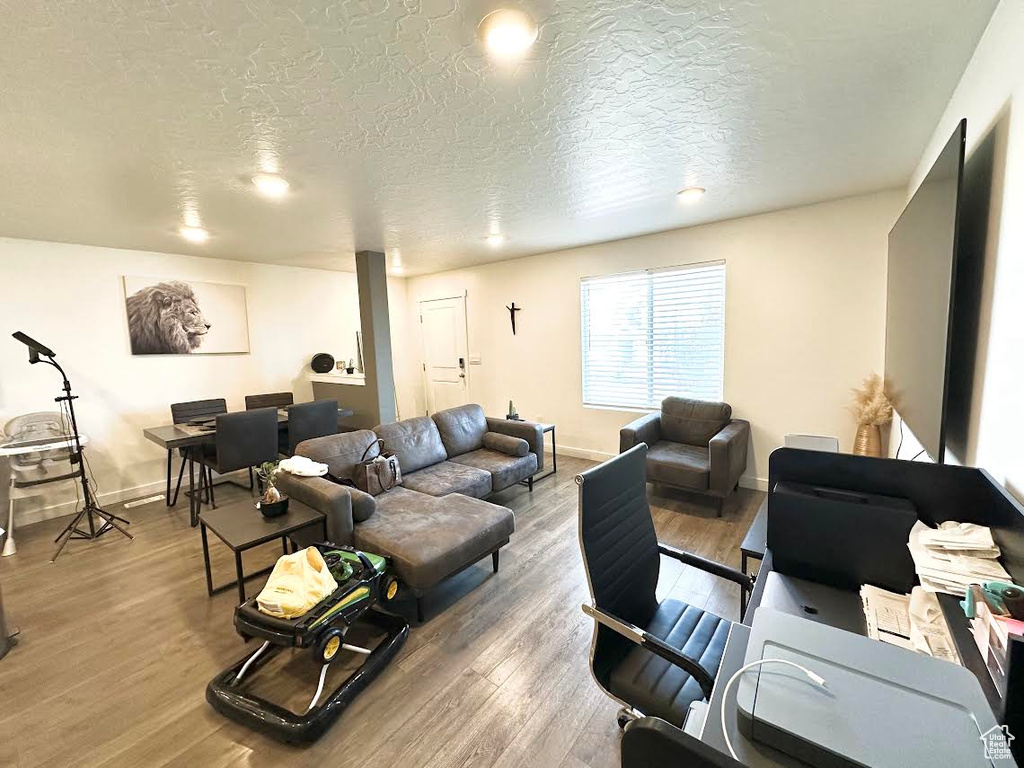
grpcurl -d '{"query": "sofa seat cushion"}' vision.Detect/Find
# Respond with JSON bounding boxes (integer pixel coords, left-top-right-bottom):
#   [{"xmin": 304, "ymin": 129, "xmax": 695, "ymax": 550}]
[
  {"xmin": 449, "ymin": 449, "xmax": 538, "ymax": 492},
  {"xmin": 353, "ymin": 488, "xmax": 515, "ymax": 591},
  {"xmin": 607, "ymin": 599, "xmax": 730, "ymax": 727},
  {"xmin": 401, "ymin": 461, "xmax": 492, "ymax": 498},
  {"xmin": 646, "ymin": 441, "xmax": 709, "ymax": 490}
]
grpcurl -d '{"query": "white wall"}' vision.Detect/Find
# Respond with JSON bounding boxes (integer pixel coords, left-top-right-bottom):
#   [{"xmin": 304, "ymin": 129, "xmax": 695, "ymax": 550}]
[
  {"xmin": 895, "ymin": 0, "xmax": 1024, "ymax": 498},
  {"xmin": 0, "ymin": 237, "xmax": 389, "ymax": 523},
  {"xmin": 400, "ymin": 191, "xmax": 904, "ymax": 487}
]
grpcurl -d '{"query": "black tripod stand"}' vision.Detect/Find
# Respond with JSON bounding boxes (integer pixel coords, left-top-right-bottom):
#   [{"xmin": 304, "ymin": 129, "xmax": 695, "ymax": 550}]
[{"xmin": 12, "ymin": 332, "xmax": 133, "ymax": 561}]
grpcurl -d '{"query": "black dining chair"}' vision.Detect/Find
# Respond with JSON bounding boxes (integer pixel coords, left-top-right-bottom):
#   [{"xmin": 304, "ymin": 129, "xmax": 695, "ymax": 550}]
[
  {"xmin": 196, "ymin": 408, "xmax": 279, "ymax": 509},
  {"xmin": 284, "ymin": 399, "xmax": 339, "ymax": 455},
  {"xmin": 577, "ymin": 444, "xmax": 751, "ymax": 731},
  {"xmin": 246, "ymin": 393, "xmax": 295, "ymax": 455},
  {"xmin": 244, "ymin": 392, "xmax": 294, "ymax": 411},
  {"xmin": 167, "ymin": 398, "xmax": 227, "ymax": 507}
]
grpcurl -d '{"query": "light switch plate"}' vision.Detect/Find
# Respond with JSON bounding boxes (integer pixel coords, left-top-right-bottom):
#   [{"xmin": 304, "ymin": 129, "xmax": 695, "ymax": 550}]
[{"xmin": 469, "ymin": 355, "xmax": 482, "ymax": 365}]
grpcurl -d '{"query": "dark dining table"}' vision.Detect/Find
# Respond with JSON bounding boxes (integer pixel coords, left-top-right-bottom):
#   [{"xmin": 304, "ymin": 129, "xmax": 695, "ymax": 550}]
[{"xmin": 143, "ymin": 407, "xmax": 354, "ymax": 526}]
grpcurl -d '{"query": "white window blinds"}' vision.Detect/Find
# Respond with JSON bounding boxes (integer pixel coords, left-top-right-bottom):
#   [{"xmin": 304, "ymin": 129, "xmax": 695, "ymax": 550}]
[{"xmin": 580, "ymin": 261, "xmax": 725, "ymax": 409}]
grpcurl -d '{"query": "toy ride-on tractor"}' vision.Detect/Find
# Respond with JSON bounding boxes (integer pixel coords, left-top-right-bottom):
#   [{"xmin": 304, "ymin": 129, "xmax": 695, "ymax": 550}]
[{"xmin": 206, "ymin": 544, "xmax": 408, "ymax": 744}]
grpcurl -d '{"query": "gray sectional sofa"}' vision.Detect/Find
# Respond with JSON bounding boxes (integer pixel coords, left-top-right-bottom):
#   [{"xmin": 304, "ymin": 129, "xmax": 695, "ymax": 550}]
[{"xmin": 276, "ymin": 404, "xmax": 544, "ymax": 621}]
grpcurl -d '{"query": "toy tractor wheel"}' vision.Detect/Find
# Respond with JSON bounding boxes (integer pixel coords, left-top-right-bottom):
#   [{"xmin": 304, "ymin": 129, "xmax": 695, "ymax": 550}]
[
  {"xmin": 381, "ymin": 574, "xmax": 399, "ymax": 603},
  {"xmin": 314, "ymin": 627, "xmax": 345, "ymax": 664}
]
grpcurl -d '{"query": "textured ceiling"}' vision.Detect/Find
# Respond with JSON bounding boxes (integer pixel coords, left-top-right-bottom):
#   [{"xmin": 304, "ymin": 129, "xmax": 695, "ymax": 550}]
[{"xmin": 0, "ymin": 0, "xmax": 997, "ymax": 275}]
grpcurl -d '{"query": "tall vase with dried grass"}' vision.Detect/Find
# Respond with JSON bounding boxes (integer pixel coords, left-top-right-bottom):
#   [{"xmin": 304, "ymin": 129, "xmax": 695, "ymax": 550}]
[{"xmin": 850, "ymin": 374, "xmax": 894, "ymax": 457}]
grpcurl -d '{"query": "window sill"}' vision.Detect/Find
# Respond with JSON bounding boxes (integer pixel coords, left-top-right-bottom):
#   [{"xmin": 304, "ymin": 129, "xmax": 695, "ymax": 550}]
[{"xmin": 582, "ymin": 403, "xmax": 654, "ymax": 415}]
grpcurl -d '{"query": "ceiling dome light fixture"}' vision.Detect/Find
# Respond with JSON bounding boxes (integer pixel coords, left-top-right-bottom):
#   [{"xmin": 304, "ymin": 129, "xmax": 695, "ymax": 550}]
[
  {"xmin": 252, "ymin": 173, "xmax": 290, "ymax": 199},
  {"xmin": 677, "ymin": 186, "xmax": 706, "ymax": 204},
  {"xmin": 180, "ymin": 225, "xmax": 210, "ymax": 244},
  {"xmin": 478, "ymin": 9, "xmax": 538, "ymax": 60},
  {"xmin": 486, "ymin": 233, "xmax": 506, "ymax": 247}
]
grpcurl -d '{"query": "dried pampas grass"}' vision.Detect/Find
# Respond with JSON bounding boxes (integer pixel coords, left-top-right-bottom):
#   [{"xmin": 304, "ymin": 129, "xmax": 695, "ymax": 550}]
[{"xmin": 850, "ymin": 374, "xmax": 895, "ymax": 426}]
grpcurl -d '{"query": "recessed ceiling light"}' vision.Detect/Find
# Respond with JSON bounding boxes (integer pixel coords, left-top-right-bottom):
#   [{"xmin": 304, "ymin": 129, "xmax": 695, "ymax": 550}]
[
  {"xmin": 252, "ymin": 174, "xmax": 290, "ymax": 199},
  {"xmin": 486, "ymin": 233, "xmax": 506, "ymax": 247},
  {"xmin": 478, "ymin": 9, "xmax": 538, "ymax": 60},
  {"xmin": 179, "ymin": 225, "xmax": 209, "ymax": 243},
  {"xmin": 392, "ymin": 265, "xmax": 405, "ymax": 275},
  {"xmin": 677, "ymin": 187, "xmax": 706, "ymax": 204}
]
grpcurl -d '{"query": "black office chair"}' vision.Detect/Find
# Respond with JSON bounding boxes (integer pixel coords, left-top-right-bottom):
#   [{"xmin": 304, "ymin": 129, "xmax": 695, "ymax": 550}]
[
  {"xmin": 167, "ymin": 398, "xmax": 227, "ymax": 507},
  {"xmin": 244, "ymin": 392, "xmax": 294, "ymax": 410},
  {"xmin": 577, "ymin": 444, "xmax": 751, "ymax": 730},
  {"xmin": 197, "ymin": 408, "xmax": 279, "ymax": 508},
  {"xmin": 284, "ymin": 399, "xmax": 339, "ymax": 456},
  {"xmin": 621, "ymin": 717, "xmax": 744, "ymax": 767}
]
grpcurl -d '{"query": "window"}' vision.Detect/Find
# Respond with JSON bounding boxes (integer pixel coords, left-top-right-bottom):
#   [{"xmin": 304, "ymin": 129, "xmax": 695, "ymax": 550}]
[{"xmin": 580, "ymin": 261, "xmax": 725, "ymax": 409}]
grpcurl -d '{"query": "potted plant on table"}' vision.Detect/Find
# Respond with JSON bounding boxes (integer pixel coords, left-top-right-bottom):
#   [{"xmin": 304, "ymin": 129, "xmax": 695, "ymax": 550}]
[{"xmin": 255, "ymin": 461, "xmax": 289, "ymax": 518}]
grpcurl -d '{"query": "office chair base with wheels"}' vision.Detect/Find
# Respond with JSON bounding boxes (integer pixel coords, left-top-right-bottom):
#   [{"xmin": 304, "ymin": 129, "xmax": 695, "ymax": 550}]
[{"xmin": 576, "ymin": 444, "xmax": 751, "ymax": 731}]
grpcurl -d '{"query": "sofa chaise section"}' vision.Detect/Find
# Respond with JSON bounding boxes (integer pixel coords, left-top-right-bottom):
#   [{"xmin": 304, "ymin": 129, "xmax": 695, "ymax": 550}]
[{"xmin": 355, "ymin": 487, "xmax": 514, "ymax": 619}]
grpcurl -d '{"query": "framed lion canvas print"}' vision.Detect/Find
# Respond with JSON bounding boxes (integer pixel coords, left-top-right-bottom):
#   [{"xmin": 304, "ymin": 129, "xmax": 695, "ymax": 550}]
[{"xmin": 122, "ymin": 276, "xmax": 250, "ymax": 355}]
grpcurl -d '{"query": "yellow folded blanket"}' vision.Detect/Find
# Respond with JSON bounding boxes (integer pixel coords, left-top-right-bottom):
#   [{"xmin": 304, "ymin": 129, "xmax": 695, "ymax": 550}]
[{"xmin": 256, "ymin": 547, "xmax": 339, "ymax": 619}]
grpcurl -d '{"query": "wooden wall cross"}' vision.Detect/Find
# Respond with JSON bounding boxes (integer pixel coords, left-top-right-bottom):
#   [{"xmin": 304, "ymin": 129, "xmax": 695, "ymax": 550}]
[{"xmin": 506, "ymin": 303, "xmax": 521, "ymax": 335}]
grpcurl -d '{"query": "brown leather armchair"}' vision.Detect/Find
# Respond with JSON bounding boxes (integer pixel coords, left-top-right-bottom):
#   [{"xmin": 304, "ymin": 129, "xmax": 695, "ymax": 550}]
[{"xmin": 619, "ymin": 397, "xmax": 749, "ymax": 515}]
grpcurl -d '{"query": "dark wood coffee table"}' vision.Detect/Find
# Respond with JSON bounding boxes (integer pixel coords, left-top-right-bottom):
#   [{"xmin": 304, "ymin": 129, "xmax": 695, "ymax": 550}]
[{"xmin": 199, "ymin": 498, "xmax": 326, "ymax": 605}]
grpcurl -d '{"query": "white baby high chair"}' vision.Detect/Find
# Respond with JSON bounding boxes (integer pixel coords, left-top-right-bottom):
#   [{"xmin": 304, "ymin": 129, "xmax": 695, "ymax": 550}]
[{"xmin": 0, "ymin": 412, "xmax": 85, "ymax": 557}]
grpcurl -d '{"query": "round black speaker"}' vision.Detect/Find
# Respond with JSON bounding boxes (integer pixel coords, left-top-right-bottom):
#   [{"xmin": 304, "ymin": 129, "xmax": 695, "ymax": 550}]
[{"xmin": 310, "ymin": 353, "xmax": 335, "ymax": 373}]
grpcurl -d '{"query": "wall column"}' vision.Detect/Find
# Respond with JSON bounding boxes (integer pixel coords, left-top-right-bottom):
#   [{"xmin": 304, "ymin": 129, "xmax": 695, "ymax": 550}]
[{"xmin": 355, "ymin": 250, "xmax": 397, "ymax": 425}]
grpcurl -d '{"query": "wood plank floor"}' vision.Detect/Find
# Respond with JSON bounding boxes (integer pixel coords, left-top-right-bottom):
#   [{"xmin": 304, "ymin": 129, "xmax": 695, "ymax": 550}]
[{"xmin": 0, "ymin": 456, "xmax": 763, "ymax": 768}]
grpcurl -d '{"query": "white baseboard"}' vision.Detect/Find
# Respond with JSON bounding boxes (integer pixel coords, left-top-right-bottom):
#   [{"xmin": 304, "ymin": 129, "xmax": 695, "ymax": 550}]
[
  {"xmin": 548, "ymin": 443, "xmax": 615, "ymax": 463},
  {"xmin": 740, "ymin": 476, "xmax": 769, "ymax": 492},
  {"xmin": 14, "ymin": 478, "xmax": 168, "ymax": 527},
  {"xmin": 547, "ymin": 443, "xmax": 768, "ymax": 492}
]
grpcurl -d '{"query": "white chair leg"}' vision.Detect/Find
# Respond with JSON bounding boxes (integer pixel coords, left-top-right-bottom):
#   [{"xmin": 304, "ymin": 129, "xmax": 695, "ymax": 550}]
[{"xmin": 2, "ymin": 480, "xmax": 16, "ymax": 557}]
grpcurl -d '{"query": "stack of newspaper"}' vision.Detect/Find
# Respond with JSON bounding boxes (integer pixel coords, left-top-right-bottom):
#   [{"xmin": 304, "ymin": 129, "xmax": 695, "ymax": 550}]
[
  {"xmin": 908, "ymin": 520, "xmax": 1010, "ymax": 595},
  {"xmin": 861, "ymin": 584, "xmax": 962, "ymax": 664}
]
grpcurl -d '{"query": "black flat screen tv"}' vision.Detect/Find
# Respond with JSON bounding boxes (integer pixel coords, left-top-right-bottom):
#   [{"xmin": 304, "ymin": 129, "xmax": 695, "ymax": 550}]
[{"xmin": 884, "ymin": 118, "xmax": 966, "ymax": 463}]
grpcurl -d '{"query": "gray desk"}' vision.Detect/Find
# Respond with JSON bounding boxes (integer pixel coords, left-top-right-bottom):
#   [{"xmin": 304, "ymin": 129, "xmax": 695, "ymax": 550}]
[
  {"xmin": 700, "ymin": 622, "xmax": 805, "ymax": 767},
  {"xmin": 701, "ymin": 610, "xmax": 1014, "ymax": 767},
  {"xmin": 739, "ymin": 497, "xmax": 768, "ymax": 616},
  {"xmin": 143, "ymin": 406, "xmax": 354, "ymax": 526}
]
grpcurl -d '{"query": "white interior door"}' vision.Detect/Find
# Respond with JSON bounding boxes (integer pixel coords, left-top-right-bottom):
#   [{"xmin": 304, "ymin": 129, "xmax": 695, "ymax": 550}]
[{"xmin": 420, "ymin": 296, "xmax": 470, "ymax": 414}]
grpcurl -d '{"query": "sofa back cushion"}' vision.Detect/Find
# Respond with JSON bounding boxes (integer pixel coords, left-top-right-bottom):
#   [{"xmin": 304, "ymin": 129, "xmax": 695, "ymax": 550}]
[
  {"xmin": 374, "ymin": 416, "xmax": 448, "ymax": 474},
  {"xmin": 432, "ymin": 404, "xmax": 488, "ymax": 456},
  {"xmin": 660, "ymin": 397, "xmax": 732, "ymax": 446},
  {"xmin": 296, "ymin": 429, "xmax": 379, "ymax": 481}
]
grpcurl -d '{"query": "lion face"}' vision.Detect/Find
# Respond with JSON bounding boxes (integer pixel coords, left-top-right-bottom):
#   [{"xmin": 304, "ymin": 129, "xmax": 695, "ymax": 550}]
[
  {"xmin": 126, "ymin": 280, "xmax": 212, "ymax": 355},
  {"xmin": 170, "ymin": 295, "xmax": 211, "ymax": 349}
]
